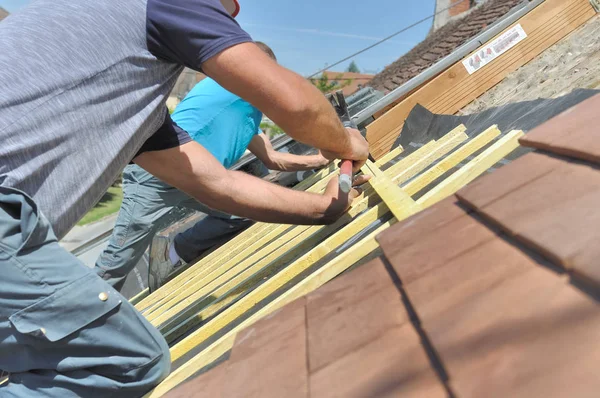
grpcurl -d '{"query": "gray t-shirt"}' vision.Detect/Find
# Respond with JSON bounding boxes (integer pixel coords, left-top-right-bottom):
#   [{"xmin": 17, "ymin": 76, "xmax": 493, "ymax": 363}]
[{"xmin": 0, "ymin": 0, "xmax": 251, "ymax": 239}]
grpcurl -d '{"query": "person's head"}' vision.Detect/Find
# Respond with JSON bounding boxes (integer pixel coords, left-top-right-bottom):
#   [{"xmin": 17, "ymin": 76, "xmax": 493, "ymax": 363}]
[{"xmin": 255, "ymin": 41, "xmax": 277, "ymax": 62}]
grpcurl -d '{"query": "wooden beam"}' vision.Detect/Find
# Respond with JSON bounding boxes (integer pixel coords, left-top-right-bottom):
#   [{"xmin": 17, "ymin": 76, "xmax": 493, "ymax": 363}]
[
  {"xmin": 361, "ymin": 160, "xmax": 422, "ymax": 220},
  {"xmin": 144, "ymin": 221, "xmax": 394, "ymax": 398},
  {"xmin": 366, "ymin": 0, "xmax": 597, "ymax": 159},
  {"xmin": 145, "ymin": 225, "xmax": 313, "ymax": 323},
  {"xmin": 165, "ymin": 125, "xmax": 473, "ymax": 362},
  {"xmin": 136, "ymin": 222, "xmax": 291, "ymax": 312},
  {"xmin": 145, "ymin": 128, "xmax": 517, "ymax": 397},
  {"xmin": 143, "ymin": 189, "xmax": 381, "ymax": 323},
  {"xmin": 388, "ymin": 126, "xmax": 468, "ymax": 184},
  {"xmin": 418, "ymin": 130, "xmax": 524, "ymax": 207},
  {"xmin": 138, "ymin": 163, "xmax": 341, "ymax": 312},
  {"xmin": 129, "ymin": 288, "xmax": 149, "ymax": 306},
  {"xmin": 292, "ymin": 162, "xmax": 338, "ymax": 191},
  {"xmin": 374, "ymin": 144, "xmax": 404, "ymax": 168},
  {"xmin": 402, "ymin": 125, "xmax": 501, "ymax": 195},
  {"xmin": 150, "ymin": 196, "xmax": 376, "ymax": 341},
  {"xmin": 168, "ymin": 199, "xmax": 394, "ymax": 363}
]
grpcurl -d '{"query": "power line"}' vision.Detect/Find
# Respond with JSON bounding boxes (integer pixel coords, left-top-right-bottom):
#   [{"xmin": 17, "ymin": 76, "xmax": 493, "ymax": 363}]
[{"xmin": 306, "ymin": 0, "xmax": 469, "ymax": 78}]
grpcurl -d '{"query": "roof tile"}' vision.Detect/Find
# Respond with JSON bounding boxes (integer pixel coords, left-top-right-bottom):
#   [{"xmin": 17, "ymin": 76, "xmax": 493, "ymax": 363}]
[
  {"xmin": 222, "ymin": 297, "xmax": 309, "ymax": 398},
  {"xmin": 164, "ymin": 364, "xmax": 226, "ymax": 397},
  {"xmin": 381, "ymin": 212, "xmax": 498, "ymax": 284},
  {"xmin": 377, "ymin": 196, "xmax": 469, "ymax": 255},
  {"xmin": 425, "ymin": 266, "xmax": 567, "ymax": 397},
  {"xmin": 520, "ymin": 94, "xmax": 600, "ymax": 164},
  {"xmin": 307, "ymin": 258, "xmax": 408, "ymax": 372},
  {"xmin": 310, "ymin": 326, "xmax": 447, "ymax": 398},
  {"xmin": 456, "ymin": 151, "xmax": 562, "ymax": 210},
  {"xmin": 460, "ymin": 156, "xmax": 600, "ymax": 274},
  {"xmin": 405, "ymin": 236, "xmax": 538, "ymax": 322},
  {"xmin": 369, "ymin": 0, "xmax": 523, "ymax": 93}
]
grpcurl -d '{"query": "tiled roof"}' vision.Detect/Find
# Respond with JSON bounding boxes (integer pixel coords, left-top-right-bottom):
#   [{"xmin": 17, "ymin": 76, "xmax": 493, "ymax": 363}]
[
  {"xmin": 165, "ymin": 93, "xmax": 600, "ymax": 397},
  {"xmin": 309, "ymin": 71, "xmax": 375, "ymax": 96},
  {"xmin": 368, "ymin": 0, "xmax": 524, "ymax": 93},
  {"xmin": 0, "ymin": 7, "xmax": 9, "ymax": 21}
]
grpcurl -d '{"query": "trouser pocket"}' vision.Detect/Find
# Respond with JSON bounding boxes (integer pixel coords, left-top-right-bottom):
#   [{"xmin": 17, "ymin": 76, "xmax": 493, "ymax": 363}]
[{"xmin": 0, "ymin": 186, "xmax": 54, "ymax": 258}]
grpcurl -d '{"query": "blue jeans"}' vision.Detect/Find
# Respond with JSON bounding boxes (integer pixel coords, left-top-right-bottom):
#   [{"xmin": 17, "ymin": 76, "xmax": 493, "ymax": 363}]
[
  {"xmin": 95, "ymin": 164, "xmax": 253, "ymax": 291},
  {"xmin": 0, "ymin": 186, "xmax": 170, "ymax": 397}
]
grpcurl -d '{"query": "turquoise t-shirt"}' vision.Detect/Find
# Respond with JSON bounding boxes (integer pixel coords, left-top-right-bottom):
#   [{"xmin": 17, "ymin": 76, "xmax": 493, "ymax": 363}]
[{"xmin": 171, "ymin": 78, "xmax": 262, "ymax": 169}]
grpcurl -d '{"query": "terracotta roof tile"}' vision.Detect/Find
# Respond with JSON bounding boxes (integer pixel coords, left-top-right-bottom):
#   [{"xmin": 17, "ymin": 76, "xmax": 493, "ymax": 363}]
[
  {"xmin": 425, "ymin": 266, "xmax": 568, "ymax": 398},
  {"xmin": 404, "ymin": 235, "xmax": 538, "ymax": 322},
  {"xmin": 310, "ymin": 326, "xmax": 447, "ymax": 398},
  {"xmin": 161, "ymin": 89, "xmax": 600, "ymax": 398},
  {"xmin": 307, "ymin": 258, "xmax": 408, "ymax": 372},
  {"xmin": 456, "ymin": 152, "xmax": 560, "ymax": 210},
  {"xmin": 164, "ymin": 364, "xmax": 226, "ymax": 398},
  {"xmin": 229, "ymin": 297, "xmax": 307, "ymax": 363},
  {"xmin": 222, "ymin": 297, "xmax": 309, "ymax": 398},
  {"xmin": 458, "ymin": 153, "xmax": 600, "ymax": 277},
  {"xmin": 376, "ymin": 196, "xmax": 468, "ymax": 254},
  {"xmin": 368, "ymin": 0, "xmax": 523, "ymax": 93},
  {"xmin": 381, "ymin": 211, "xmax": 498, "ymax": 285},
  {"xmin": 520, "ymin": 94, "xmax": 600, "ymax": 164}
]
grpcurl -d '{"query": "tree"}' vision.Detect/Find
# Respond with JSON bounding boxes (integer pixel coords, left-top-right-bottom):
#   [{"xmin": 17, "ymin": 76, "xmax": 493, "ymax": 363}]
[
  {"xmin": 346, "ymin": 61, "xmax": 360, "ymax": 73},
  {"xmin": 310, "ymin": 73, "xmax": 351, "ymax": 94},
  {"xmin": 260, "ymin": 121, "xmax": 285, "ymax": 139}
]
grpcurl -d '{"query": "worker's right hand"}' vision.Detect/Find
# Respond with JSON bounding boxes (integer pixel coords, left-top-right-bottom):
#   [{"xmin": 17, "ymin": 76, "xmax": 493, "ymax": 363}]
[
  {"xmin": 321, "ymin": 173, "xmax": 372, "ymax": 223},
  {"xmin": 321, "ymin": 128, "xmax": 369, "ymax": 173}
]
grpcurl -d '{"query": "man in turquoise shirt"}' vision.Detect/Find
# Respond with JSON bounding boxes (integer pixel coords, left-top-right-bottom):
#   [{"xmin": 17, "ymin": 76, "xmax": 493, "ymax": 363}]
[{"xmin": 95, "ymin": 43, "xmax": 330, "ymax": 292}]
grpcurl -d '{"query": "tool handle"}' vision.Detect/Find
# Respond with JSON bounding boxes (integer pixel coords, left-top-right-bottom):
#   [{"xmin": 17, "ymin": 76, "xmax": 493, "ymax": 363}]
[{"xmin": 339, "ymin": 159, "xmax": 353, "ymax": 193}]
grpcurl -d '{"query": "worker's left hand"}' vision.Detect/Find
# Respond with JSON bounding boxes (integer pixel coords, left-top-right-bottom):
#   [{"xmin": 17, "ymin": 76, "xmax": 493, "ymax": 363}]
[
  {"xmin": 321, "ymin": 173, "xmax": 372, "ymax": 223},
  {"xmin": 315, "ymin": 151, "xmax": 333, "ymax": 168}
]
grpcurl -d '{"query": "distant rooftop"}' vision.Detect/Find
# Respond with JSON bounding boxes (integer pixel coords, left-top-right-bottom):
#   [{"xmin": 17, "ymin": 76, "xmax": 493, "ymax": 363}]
[{"xmin": 368, "ymin": 0, "xmax": 523, "ymax": 93}]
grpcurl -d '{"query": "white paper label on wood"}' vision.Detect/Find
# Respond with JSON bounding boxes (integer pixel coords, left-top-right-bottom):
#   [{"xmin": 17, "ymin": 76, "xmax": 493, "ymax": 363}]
[{"xmin": 462, "ymin": 24, "xmax": 528, "ymax": 75}]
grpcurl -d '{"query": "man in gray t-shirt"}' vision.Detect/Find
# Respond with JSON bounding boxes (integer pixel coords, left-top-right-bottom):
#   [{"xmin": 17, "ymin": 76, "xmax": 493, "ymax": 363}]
[{"xmin": 0, "ymin": 0, "xmax": 368, "ymax": 396}]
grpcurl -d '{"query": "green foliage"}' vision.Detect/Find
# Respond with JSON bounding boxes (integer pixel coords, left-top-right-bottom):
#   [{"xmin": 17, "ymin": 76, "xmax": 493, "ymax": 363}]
[
  {"xmin": 260, "ymin": 121, "xmax": 285, "ymax": 139},
  {"xmin": 310, "ymin": 73, "xmax": 352, "ymax": 94},
  {"xmin": 77, "ymin": 186, "xmax": 123, "ymax": 226},
  {"xmin": 346, "ymin": 61, "xmax": 360, "ymax": 73}
]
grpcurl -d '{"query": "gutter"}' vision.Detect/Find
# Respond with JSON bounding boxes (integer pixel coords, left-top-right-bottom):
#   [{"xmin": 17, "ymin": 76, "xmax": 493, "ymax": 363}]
[{"xmin": 352, "ymin": 0, "xmax": 546, "ymax": 125}]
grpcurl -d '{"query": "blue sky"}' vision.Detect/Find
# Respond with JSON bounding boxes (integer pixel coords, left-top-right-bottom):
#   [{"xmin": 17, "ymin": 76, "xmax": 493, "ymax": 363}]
[{"xmin": 1, "ymin": 0, "xmax": 436, "ymax": 76}]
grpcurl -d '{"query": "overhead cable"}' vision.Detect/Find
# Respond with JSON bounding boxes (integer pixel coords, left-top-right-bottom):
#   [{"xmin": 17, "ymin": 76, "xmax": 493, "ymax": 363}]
[{"xmin": 306, "ymin": 0, "xmax": 469, "ymax": 78}]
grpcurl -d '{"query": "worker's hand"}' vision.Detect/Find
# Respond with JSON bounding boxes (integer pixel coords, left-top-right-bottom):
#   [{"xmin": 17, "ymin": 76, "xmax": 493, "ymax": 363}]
[
  {"xmin": 321, "ymin": 174, "xmax": 372, "ymax": 223},
  {"xmin": 321, "ymin": 128, "xmax": 369, "ymax": 173},
  {"xmin": 315, "ymin": 151, "xmax": 333, "ymax": 168}
]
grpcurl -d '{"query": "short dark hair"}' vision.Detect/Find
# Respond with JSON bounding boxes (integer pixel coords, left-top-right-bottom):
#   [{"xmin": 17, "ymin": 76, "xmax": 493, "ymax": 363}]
[{"xmin": 255, "ymin": 41, "xmax": 277, "ymax": 61}]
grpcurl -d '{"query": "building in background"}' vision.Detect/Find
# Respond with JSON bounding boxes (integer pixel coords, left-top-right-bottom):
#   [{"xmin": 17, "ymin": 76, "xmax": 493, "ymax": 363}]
[
  {"xmin": 433, "ymin": 0, "xmax": 491, "ymax": 30},
  {"xmin": 368, "ymin": 0, "xmax": 522, "ymax": 93}
]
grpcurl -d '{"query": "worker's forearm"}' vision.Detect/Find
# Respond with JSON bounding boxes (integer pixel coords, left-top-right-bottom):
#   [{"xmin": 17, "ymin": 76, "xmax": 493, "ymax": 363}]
[
  {"xmin": 202, "ymin": 43, "xmax": 355, "ymax": 160},
  {"xmin": 267, "ymin": 74, "xmax": 353, "ymax": 159},
  {"xmin": 135, "ymin": 142, "xmax": 355, "ymax": 225},
  {"xmin": 188, "ymin": 170, "xmax": 334, "ymax": 225},
  {"xmin": 269, "ymin": 153, "xmax": 329, "ymax": 172}
]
